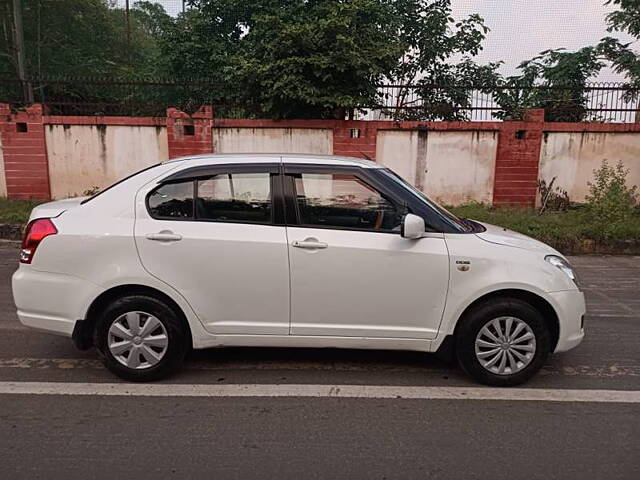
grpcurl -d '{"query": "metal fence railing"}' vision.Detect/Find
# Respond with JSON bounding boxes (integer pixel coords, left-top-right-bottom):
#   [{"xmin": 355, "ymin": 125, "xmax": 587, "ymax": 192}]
[
  {"xmin": 0, "ymin": 76, "xmax": 225, "ymax": 117},
  {"xmin": 373, "ymin": 83, "xmax": 640, "ymax": 123},
  {"xmin": 1, "ymin": 76, "xmax": 639, "ymax": 122}
]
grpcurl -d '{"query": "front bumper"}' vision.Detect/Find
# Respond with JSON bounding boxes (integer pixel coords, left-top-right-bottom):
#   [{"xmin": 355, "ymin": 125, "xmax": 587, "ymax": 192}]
[{"xmin": 548, "ymin": 289, "xmax": 586, "ymax": 353}]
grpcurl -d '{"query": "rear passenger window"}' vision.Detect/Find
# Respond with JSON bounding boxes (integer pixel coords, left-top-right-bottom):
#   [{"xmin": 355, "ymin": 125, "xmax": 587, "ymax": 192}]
[
  {"xmin": 196, "ymin": 173, "xmax": 272, "ymax": 223},
  {"xmin": 148, "ymin": 181, "xmax": 194, "ymax": 219}
]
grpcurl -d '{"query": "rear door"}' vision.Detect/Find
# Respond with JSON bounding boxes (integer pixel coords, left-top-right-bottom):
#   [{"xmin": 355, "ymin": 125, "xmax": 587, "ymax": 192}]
[{"xmin": 134, "ymin": 160, "xmax": 290, "ymax": 335}]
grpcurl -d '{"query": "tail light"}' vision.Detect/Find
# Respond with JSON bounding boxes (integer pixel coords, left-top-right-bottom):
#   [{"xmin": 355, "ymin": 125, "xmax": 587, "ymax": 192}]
[{"xmin": 20, "ymin": 218, "xmax": 57, "ymax": 264}]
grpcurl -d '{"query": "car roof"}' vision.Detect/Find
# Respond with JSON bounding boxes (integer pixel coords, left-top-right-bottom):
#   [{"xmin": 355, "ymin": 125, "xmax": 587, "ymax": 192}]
[{"xmin": 164, "ymin": 153, "xmax": 382, "ymax": 169}]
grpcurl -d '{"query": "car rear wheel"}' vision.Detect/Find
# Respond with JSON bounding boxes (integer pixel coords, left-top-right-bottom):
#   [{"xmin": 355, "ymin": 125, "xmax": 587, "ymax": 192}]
[
  {"xmin": 455, "ymin": 297, "xmax": 551, "ymax": 386},
  {"xmin": 95, "ymin": 295, "xmax": 189, "ymax": 382}
]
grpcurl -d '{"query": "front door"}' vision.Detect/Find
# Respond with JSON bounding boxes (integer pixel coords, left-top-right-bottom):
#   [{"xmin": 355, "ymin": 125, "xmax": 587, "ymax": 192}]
[
  {"xmin": 284, "ymin": 166, "xmax": 449, "ymax": 339},
  {"xmin": 134, "ymin": 162, "xmax": 290, "ymax": 335}
]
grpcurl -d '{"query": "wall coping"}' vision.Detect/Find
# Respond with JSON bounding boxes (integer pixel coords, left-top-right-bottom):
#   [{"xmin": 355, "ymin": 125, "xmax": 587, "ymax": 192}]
[
  {"xmin": 43, "ymin": 116, "xmax": 166, "ymax": 126},
  {"xmin": 33, "ymin": 115, "xmax": 640, "ymax": 133}
]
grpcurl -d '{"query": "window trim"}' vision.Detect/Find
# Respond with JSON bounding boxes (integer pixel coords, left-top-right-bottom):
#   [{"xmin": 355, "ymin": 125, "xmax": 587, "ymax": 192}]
[
  {"xmin": 161, "ymin": 163, "xmax": 281, "ymax": 182},
  {"xmin": 283, "ymin": 165, "xmax": 408, "ymax": 235},
  {"xmin": 146, "ymin": 163, "xmax": 283, "ymax": 226}
]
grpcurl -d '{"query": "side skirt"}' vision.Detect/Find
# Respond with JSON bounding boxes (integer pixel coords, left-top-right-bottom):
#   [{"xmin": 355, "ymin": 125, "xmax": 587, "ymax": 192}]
[{"xmin": 191, "ymin": 334, "xmax": 433, "ymax": 353}]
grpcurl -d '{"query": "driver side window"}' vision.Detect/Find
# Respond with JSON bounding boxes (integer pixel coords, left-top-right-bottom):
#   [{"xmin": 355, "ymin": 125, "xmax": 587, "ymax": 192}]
[{"xmin": 293, "ymin": 172, "xmax": 405, "ymax": 232}]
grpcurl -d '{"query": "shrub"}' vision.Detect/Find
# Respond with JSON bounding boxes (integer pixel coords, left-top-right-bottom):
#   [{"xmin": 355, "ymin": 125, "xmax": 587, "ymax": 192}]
[
  {"xmin": 585, "ymin": 160, "xmax": 638, "ymax": 238},
  {"xmin": 537, "ymin": 177, "xmax": 570, "ymax": 213}
]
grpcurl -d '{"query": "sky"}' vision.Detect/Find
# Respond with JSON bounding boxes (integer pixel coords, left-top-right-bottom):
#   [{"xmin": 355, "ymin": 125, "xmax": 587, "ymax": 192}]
[
  {"xmin": 449, "ymin": 0, "xmax": 635, "ymax": 81},
  {"xmin": 120, "ymin": 0, "xmax": 637, "ymax": 82}
]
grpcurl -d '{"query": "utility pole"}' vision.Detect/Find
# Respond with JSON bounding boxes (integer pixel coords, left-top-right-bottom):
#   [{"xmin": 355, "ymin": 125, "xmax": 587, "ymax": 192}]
[
  {"xmin": 125, "ymin": 0, "xmax": 132, "ymax": 66},
  {"xmin": 12, "ymin": 0, "xmax": 33, "ymax": 103}
]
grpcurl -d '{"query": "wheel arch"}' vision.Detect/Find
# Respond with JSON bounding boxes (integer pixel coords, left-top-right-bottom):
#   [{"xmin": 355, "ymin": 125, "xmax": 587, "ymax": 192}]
[
  {"xmin": 451, "ymin": 289, "xmax": 560, "ymax": 353},
  {"xmin": 74, "ymin": 284, "xmax": 193, "ymax": 350}
]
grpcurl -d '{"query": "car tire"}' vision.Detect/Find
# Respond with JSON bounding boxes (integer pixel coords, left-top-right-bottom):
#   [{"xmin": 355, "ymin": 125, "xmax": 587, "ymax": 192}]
[
  {"xmin": 95, "ymin": 295, "xmax": 189, "ymax": 382},
  {"xmin": 455, "ymin": 297, "xmax": 551, "ymax": 387}
]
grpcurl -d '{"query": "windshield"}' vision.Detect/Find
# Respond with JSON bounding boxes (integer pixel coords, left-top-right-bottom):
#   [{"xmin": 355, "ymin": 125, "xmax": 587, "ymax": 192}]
[{"xmin": 379, "ymin": 168, "xmax": 474, "ymax": 233}]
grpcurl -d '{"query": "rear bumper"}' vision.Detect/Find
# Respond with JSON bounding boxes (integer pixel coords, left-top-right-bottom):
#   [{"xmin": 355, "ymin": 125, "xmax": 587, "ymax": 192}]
[
  {"xmin": 548, "ymin": 289, "xmax": 586, "ymax": 353},
  {"xmin": 12, "ymin": 267, "xmax": 103, "ymax": 337}
]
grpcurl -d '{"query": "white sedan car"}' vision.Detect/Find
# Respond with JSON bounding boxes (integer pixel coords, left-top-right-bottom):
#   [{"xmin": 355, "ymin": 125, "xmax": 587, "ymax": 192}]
[{"xmin": 12, "ymin": 154, "xmax": 585, "ymax": 385}]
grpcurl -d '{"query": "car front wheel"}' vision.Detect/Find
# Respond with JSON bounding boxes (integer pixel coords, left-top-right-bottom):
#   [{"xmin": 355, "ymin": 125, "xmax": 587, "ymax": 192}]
[
  {"xmin": 455, "ymin": 297, "xmax": 551, "ymax": 386},
  {"xmin": 95, "ymin": 295, "xmax": 189, "ymax": 382}
]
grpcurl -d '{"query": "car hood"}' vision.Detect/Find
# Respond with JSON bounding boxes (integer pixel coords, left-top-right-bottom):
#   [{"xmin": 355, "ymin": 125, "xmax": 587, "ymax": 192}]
[
  {"xmin": 29, "ymin": 196, "xmax": 88, "ymax": 222},
  {"xmin": 473, "ymin": 221, "xmax": 560, "ymax": 255}
]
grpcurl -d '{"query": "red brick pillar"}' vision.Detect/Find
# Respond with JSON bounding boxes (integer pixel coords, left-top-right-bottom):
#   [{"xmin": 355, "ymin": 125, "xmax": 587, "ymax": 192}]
[
  {"xmin": 0, "ymin": 103, "xmax": 51, "ymax": 199},
  {"xmin": 166, "ymin": 105, "xmax": 214, "ymax": 159},
  {"xmin": 492, "ymin": 109, "xmax": 544, "ymax": 207},
  {"xmin": 332, "ymin": 122, "xmax": 378, "ymax": 160}
]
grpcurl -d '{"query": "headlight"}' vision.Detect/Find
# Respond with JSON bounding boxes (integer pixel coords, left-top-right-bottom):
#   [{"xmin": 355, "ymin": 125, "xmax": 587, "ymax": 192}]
[{"xmin": 545, "ymin": 255, "xmax": 578, "ymax": 284}]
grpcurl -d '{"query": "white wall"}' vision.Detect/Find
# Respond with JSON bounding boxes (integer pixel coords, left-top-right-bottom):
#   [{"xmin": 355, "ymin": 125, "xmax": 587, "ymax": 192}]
[
  {"xmin": 45, "ymin": 125, "xmax": 168, "ymax": 199},
  {"xmin": 377, "ymin": 130, "xmax": 498, "ymax": 205},
  {"xmin": 31, "ymin": 123, "xmax": 640, "ymax": 206},
  {"xmin": 539, "ymin": 132, "xmax": 640, "ymax": 202},
  {"xmin": 0, "ymin": 135, "xmax": 6, "ymax": 197},
  {"xmin": 213, "ymin": 127, "xmax": 333, "ymax": 154}
]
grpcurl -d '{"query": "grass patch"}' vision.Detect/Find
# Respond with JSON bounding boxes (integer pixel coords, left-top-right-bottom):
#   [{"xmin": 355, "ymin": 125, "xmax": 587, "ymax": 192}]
[
  {"xmin": 0, "ymin": 198, "xmax": 43, "ymax": 224},
  {"xmin": 449, "ymin": 202, "xmax": 640, "ymax": 245}
]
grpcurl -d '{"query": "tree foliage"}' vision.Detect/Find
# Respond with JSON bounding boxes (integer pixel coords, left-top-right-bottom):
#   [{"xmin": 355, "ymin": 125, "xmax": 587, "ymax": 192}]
[
  {"xmin": 382, "ymin": 0, "xmax": 493, "ymax": 120},
  {"xmin": 153, "ymin": 0, "xmax": 492, "ymax": 119},
  {"xmin": 478, "ymin": 1, "xmax": 640, "ymax": 122},
  {"xmin": 606, "ymin": 0, "xmax": 640, "ymax": 38},
  {"xmin": 1, "ymin": 0, "xmax": 497, "ymax": 119},
  {"xmin": 490, "ymin": 47, "xmax": 605, "ymax": 121},
  {"xmin": 597, "ymin": 0, "xmax": 640, "ymax": 86},
  {"xmin": 0, "ymin": 0, "xmax": 168, "ymax": 110},
  {"xmin": 0, "ymin": 0, "xmax": 159, "ymax": 77}
]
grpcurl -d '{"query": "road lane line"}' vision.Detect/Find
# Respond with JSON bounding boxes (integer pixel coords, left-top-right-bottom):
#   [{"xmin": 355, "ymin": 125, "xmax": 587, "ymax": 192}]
[
  {"xmin": 0, "ymin": 382, "xmax": 639, "ymax": 403},
  {"xmin": 1, "ymin": 357, "xmax": 640, "ymax": 377}
]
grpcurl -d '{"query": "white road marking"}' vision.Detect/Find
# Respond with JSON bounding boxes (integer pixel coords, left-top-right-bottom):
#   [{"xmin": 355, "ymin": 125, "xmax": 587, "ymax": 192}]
[
  {"xmin": 0, "ymin": 381, "xmax": 639, "ymax": 403},
  {"xmin": 1, "ymin": 357, "xmax": 639, "ymax": 377}
]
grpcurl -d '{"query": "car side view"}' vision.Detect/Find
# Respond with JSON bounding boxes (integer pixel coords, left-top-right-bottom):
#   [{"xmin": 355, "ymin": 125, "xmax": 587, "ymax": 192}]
[{"xmin": 12, "ymin": 154, "xmax": 585, "ymax": 385}]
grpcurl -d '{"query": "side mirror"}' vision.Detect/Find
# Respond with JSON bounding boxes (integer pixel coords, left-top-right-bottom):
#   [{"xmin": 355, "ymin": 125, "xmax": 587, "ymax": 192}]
[{"xmin": 401, "ymin": 213, "xmax": 425, "ymax": 239}]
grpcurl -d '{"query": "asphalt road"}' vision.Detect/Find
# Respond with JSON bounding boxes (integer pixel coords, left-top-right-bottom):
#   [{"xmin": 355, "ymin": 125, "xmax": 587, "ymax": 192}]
[{"xmin": 0, "ymin": 242, "xmax": 638, "ymax": 479}]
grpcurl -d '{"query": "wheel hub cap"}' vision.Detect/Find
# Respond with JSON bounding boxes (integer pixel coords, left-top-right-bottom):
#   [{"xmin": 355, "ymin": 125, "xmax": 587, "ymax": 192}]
[
  {"xmin": 107, "ymin": 311, "xmax": 169, "ymax": 370},
  {"xmin": 474, "ymin": 316, "xmax": 536, "ymax": 376}
]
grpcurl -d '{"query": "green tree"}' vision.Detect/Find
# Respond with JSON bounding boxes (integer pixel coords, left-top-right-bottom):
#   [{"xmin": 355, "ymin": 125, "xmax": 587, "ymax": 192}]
[
  {"xmin": 598, "ymin": 1, "xmax": 640, "ymax": 89},
  {"xmin": 606, "ymin": 0, "xmax": 640, "ymax": 38},
  {"xmin": 486, "ymin": 1, "xmax": 640, "ymax": 123},
  {"xmin": 158, "ymin": 0, "xmax": 404, "ymax": 118},
  {"xmin": 0, "ymin": 0, "xmax": 164, "ymax": 107},
  {"xmin": 237, "ymin": 0, "xmax": 403, "ymax": 118},
  {"xmin": 593, "ymin": 1, "xmax": 640, "ymax": 122},
  {"xmin": 387, "ymin": 0, "xmax": 494, "ymax": 120},
  {"xmin": 2, "ymin": 0, "xmax": 496, "ymax": 119},
  {"xmin": 155, "ymin": 0, "xmax": 494, "ymax": 119},
  {"xmin": 1, "ymin": 0, "xmax": 164, "ymax": 78},
  {"xmin": 491, "ymin": 47, "xmax": 605, "ymax": 122}
]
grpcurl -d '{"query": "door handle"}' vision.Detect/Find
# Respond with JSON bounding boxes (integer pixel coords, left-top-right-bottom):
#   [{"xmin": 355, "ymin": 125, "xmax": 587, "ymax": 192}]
[
  {"xmin": 146, "ymin": 231, "xmax": 182, "ymax": 242},
  {"xmin": 292, "ymin": 240, "xmax": 328, "ymax": 249}
]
